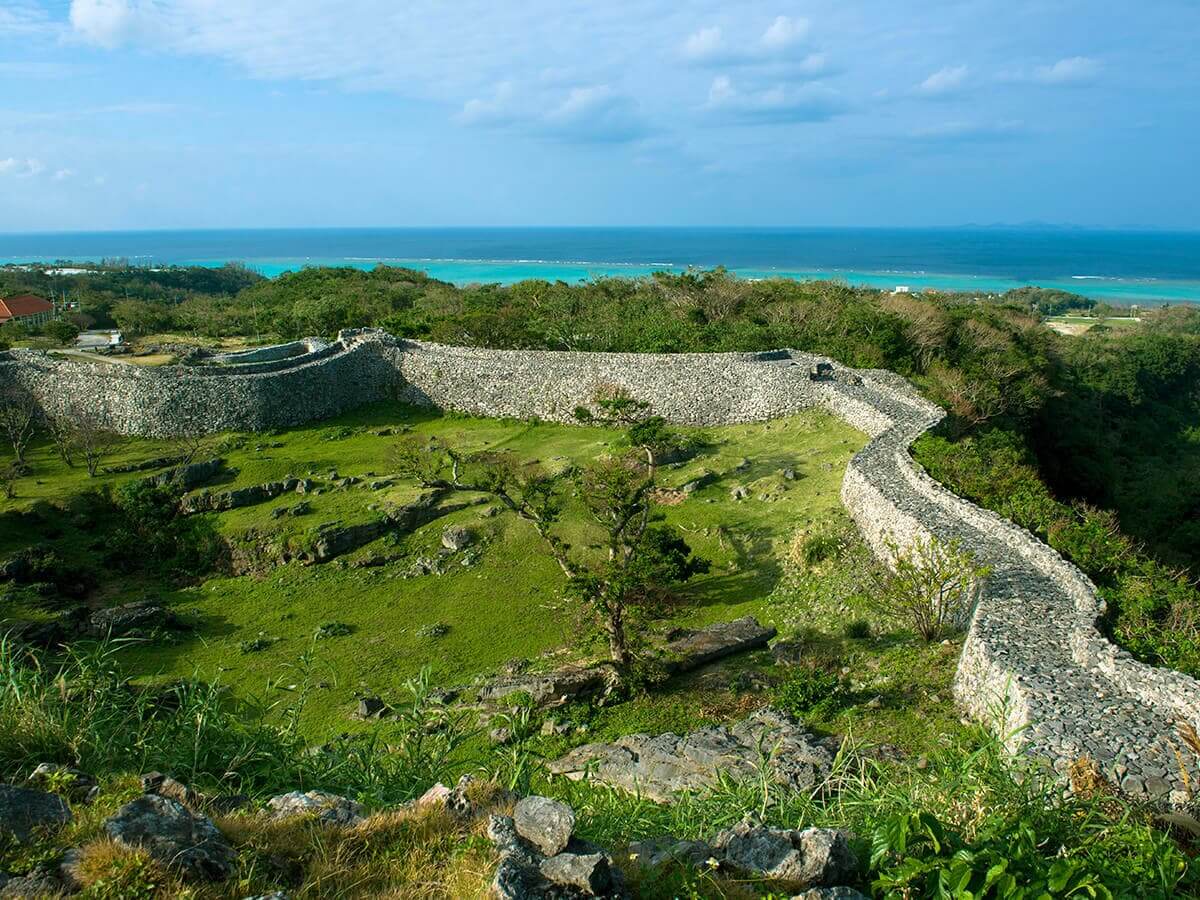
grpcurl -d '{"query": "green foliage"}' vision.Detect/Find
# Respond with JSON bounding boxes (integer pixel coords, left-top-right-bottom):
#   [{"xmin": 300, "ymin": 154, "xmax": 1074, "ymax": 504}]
[
  {"xmin": 874, "ymin": 536, "xmax": 990, "ymax": 641},
  {"xmin": 771, "ymin": 667, "xmax": 850, "ymax": 718},
  {"xmin": 106, "ymin": 480, "xmax": 223, "ymax": 576},
  {"xmin": 42, "ymin": 318, "xmax": 80, "ymax": 346}
]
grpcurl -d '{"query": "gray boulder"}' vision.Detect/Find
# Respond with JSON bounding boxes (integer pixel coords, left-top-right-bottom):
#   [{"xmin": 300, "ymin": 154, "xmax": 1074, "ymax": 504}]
[
  {"xmin": 513, "ymin": 796, "xmax": 575, "ymax": 857},
  {"xmin": 265, "ymin": 790, "xmax": 363, "ymax": 827},
  {"xmin": 0, "ymin": 871, "xmax": 67, "ymax": 897},
  {"xmin": 141, "ymin": 771, "xmax": 200, "ymax": 809},
  {"xmin": 0, "ymin": 785, "xmax": 71, "ymax": 843},
  {"xmin": 441, "ymin": 525, "xmax": 473, "ymax": 551},
  {"xmin": 540, "ymin": 852, "xmax": 613, "ymax": 894},
  {"xmin": 661, "ymin": 616, "xmax": 776, "ymax": 674},
  {"xmin": 104, "ymin": 794, "xmax": 236, "ymax": 881},
  {"xmin": 713, "ymin": 821, "xmax": 857, "ymax": 889},
  {"xmin": 549, "ymin": 708, "xmax": 835, "ymax": 803},
  {"xmin": 487, "ymin": 814, "xmax": 541, "ymax": 868},
  {"xmin": 87, "ymin": 601, "xmax": 178, "ymax": 638}
]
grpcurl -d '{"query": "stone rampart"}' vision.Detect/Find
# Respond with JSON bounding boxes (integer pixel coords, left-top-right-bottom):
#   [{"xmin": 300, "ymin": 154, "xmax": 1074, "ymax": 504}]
[{"xmin": 3, "ymin": 330, "xmax": 1196, "ymax": 804}]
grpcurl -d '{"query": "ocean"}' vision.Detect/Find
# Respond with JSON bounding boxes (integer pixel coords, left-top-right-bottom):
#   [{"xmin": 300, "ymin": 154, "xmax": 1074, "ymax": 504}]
[{"xmin": 2, "ymin": 227, "xmax": 1199, "ymax": 303}]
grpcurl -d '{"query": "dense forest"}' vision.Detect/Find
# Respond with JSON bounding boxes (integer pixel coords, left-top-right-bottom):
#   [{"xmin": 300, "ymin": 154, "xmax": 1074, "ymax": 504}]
[{"xmin": 4, "ymin": 261, "xmax": 1199, "ymax": 673}]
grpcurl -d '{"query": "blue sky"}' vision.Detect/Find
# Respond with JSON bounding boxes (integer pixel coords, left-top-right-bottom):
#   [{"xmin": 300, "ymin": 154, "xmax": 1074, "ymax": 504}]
[{"xmin": 2, "ymin": 0, "xmax": 1198, "ymax": 230}]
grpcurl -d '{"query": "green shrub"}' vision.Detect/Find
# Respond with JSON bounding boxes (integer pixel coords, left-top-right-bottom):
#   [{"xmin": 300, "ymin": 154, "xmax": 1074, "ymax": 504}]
[{"xmin": 772, "ymin": 668, "xmax": 849, "ymax": 718}]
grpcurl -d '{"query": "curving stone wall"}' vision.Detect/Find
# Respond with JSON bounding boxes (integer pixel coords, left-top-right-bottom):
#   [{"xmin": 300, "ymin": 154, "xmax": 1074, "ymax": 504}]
[{"xmin": 4, "ymin": 330, "xmax": 1197, "ymax": 804}]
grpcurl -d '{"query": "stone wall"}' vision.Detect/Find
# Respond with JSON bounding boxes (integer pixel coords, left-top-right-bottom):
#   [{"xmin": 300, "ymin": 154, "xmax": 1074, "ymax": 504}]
[{"xmin": 4, "ymin": 330, "xmax": 1197, "ymax": 804}]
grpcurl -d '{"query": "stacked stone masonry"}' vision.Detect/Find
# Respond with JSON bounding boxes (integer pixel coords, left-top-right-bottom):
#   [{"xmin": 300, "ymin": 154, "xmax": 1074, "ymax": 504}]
[{"xmin": 3, "ymin": 330, "xmax": 1195, "ymax": 805}]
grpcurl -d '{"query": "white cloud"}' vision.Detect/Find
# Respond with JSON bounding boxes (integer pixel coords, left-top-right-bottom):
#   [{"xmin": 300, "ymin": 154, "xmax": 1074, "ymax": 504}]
[
  {"xmin": 68, "ymin": 0, "xmax": 145, "ymax": 48},
  {"xmin": 704, "ymin": 76, "xmax": 846, "ymax": 124},
  {"xmin": 681, "ymin": 15, "xmax": 815, "ymax": 67},
  {"xmin": 0, "ymin": 157, "xmax": 46, "ymax": 177},
  {"xmin": 1033, "ymin": 56, "xmax": 1101, "ymax": 85},
  {"xmin": 0, "ymin": 3, "xmax": 53, "ymax": 37},
  {"xmin": 53, "ymin": 169, "xmax": 76, "ymax": 181},
  {"xmin": 916, "ymin": 65, "xmax": 969, "ymax": 96},
  {"xmin": 460, "ymin": 82, "xmax": 647, "ymax": 143}
]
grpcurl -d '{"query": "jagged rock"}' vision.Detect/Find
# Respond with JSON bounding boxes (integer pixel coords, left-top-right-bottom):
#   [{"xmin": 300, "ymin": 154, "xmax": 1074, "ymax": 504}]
[
  {"xmin": 782, "ymin": 466, "xmax": 796, "ymax": 480},
  {"xmin": 549, "ymin": 709, "xmax": 835, "ymax": 803},
  {"xmin": 181, "ymin": 479, "xmax": 299, "ymax": 514},
  {"xmin": 540, "ymin": 852, "xmax": 613, "ymax": 894},
  {"xmin": 791, "ymin": 889, "xmax": 869, "ymax": 900},
  {"xmin": 660, "ymin": 616, "xmax": 777, "ymax": 674},
  {"xmin": 355, "ymin": 696, "xmax": 390, "ymax": 719},
  {"xmin": 413, "ymin": 775, "xmax": 481, "ymax": 819},
  {"xmin": 712, "ymin": 821, "xmax": 857, "ymax": 890},
  {"xmin": 144, "ymin": 458, "xmax": 225, "ymax": 490},
  {"xmin": 477, "ymin": 664, "xmax": 620, "ymax": 709},
  {"xmin": 441, "ymin": 525, "xmax": 473, "ymax": 551},
  {"xmin": 265, "ymin": 790, "xmax": 363, "ymax": 827},
  {"xmin": 0, "ymin": 871, "xmax": 67, "ymax": 897},
  {"xmin": 488, "ymin": 814, "xmax": 541, "ymax": 868},
  {"xmin": 730, "ymin": 485, "xmax": 749, "ymax": 501},
  {"xmin": 514, "ymin": 796, "xmax": 575, "ymax": 856},
  {"xmin": 104, "ymin": 794, "xmax": 236, "ymax": 881},
  {"xmin": 86, "ymin": 601, "xmax": 179, "ymax": 638},
  {"xmin": 0, "ymin": 785, "xmax": 71, "ymax": 843},
  {"xmin": 627, "ymin": 836, "xmax": 715, "ymax": 869},
  {"xmin": 141, "ymin": 772, "xmax": 200, "ymax": 808},
  {"xmin": 27, "ymin": 763, "xmax": 95, "ymax": 802}
]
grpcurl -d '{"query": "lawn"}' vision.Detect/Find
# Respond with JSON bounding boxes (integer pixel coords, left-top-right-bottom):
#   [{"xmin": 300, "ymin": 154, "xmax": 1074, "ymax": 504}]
[{"xmin": 2, "ymin": 402, "xmax": 872, "ymax": 737}]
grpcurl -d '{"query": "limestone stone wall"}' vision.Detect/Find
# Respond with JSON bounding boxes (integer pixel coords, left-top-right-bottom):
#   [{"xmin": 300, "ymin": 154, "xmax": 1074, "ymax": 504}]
[{"xmin": 3, "ymin": 329, "xmax": 1197, "ymax": 804}]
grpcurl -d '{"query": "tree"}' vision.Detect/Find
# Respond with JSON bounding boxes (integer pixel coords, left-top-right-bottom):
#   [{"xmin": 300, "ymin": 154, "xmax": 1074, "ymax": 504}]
[
  {"xmin": 43, "ymin": 318, "xmax": 80, "ymax": 347},
  {"xmin": 67, "ymin": 410, "xmax": 124, "ymax": 477},
  {"xmin": 0, "ymin": 385, "xmax": 38, "ymax": 471},
  {"xmin": 393, "ymin": 435, "xmax": 705, "ymax": 665},
  {"xmin": 45, "ymin": 412, "xmax": 76, "ymax": 467},
  {"xmin": 574, "ymin": 385, "xmax": 692, "ymax": 474},
  {"xmin": 872, "ymin": 535, "xmax": 990, "ymax": 641}
]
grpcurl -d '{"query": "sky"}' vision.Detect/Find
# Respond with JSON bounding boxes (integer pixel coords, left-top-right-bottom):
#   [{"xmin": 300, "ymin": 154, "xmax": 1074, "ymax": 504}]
[{"xmin": 1, "ymin": 0, "xmax": 1198, "ymax": 231}]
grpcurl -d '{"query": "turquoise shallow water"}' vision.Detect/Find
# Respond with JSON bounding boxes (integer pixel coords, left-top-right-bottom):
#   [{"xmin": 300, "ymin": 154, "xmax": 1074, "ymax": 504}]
[{"xmin": 3, "ymin": 228, "xmax": 1199, "ymax": 303}]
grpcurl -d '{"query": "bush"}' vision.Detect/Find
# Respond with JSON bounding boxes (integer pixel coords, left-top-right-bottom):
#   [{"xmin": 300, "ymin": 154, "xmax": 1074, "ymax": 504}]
[
  {"xmin": 873, "ymin": 536, "xmax": 989, "ymax": 641},
  {"xmin": 772, "ymin": 668, "xmax": 850, "ymax": 718}
]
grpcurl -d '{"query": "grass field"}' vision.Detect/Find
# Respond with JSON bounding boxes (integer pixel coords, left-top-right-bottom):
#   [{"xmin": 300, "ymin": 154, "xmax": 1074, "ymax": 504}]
[{"xmin": 4, "ymin": 403, "xmax": 901, "ymax": 731}]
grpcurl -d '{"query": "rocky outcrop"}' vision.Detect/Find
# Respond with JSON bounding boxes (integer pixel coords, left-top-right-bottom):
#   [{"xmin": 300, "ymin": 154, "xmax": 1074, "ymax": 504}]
[
  {"xmin": 104, "ymin": 794, "xmax": 236, "ymax": 881},
  {"xmin": 181, "ymin": 478, "xmax": 301, "ymax": 514},
  {"xmin": 0, "ymin": 785, "xmax": 71, "ymax": 843},
  {"xmin": 143, "ymin": 458, "xmax": 225, "ymax": 490},
  {"xmin": 713, "ymin": 821, "xmax": 857, "ymax": 890},
  {"xmin": 85, "ymin": 601, "xmax": 180, "ymax": 638},
  {"xmin": 265, "ymin": 791, "xmax": 363, "ymax": 827},
  {"xmin": 548, "ymin": 709, "xmax": 836, "ymax": 803},
  {"xmin": 488, "ymin": 797, "xmax": 627, "ymax": 899},
  {"xmin": 477, "ymin": 664, "xmax": 620, "ymax": 710},
  {"xmin": 658, "ymin": 616, "xmax": 776, "ymax": 674}
]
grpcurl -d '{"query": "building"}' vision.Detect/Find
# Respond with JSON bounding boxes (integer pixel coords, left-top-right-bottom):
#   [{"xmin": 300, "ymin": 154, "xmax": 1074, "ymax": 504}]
[{"xmin": 0, "ymin": 294, "xmax": 54, "ymax": 327}]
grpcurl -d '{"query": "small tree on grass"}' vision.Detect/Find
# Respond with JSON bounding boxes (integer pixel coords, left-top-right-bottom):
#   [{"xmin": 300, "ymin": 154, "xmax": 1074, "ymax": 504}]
[
  {"xmin": 43, "ymin": 318, "xmax": 80, "ymax": 347},
  {"xmin": 573, "ymin": 384, "xmax": 694, "ymax": 474},
  {"xmin": 393, "ymin": 435, "xmax": 706, "ymax": 666},
  {"xmin": 873, "ymin": 534, "xmax": 990, "ymax": 640},
  {"xmin": 71, "ymin": 412, "xmax": 125, "ymax": 477},
  {"xmin": 0, "ymin": 385, "xmax": 38, "ymax": 471},
  {"xmin": 45, "ymin": 412, "xmax": 76, "ymax": 467}
]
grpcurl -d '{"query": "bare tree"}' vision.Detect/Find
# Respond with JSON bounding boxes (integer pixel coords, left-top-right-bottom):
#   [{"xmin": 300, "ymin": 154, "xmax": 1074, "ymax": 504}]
[
  {"xmin": 172, "ymin": 431, "xmax": 210, "ymax": 464},
  {"xmin": 45, "ymin": 412, "xmax": 77, "ymax": 467},
  {"xmin": 0, "ymin": 386, "xmax": 39, "ymax": 471},
  {"xmin": 72, "ymin": 412, "xmax": 125, "ymax": 477}
]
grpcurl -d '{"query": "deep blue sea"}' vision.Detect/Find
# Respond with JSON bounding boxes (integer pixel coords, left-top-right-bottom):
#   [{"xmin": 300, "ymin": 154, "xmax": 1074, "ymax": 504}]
[{"xmin": 3, "ymin": 227, "xmax": 1199, "ymax": 303}]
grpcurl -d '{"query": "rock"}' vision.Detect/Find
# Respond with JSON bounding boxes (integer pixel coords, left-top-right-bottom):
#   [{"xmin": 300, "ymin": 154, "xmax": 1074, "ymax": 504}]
[
  {"xmin": 540, "ymin": 852, "xmax": 613, "ymax": 894},
  {"xmin": 491, "ymin": 855, "xmax": 539, "ymax": 900},
  {"xmin": 782, "ymin": 467, "xmax": 796, "ymax": 480},
  {"xmin": 413, "ymin": 775, "xmax": 478, "ymax": 819},
  {"xmin": 628, "ymin": 836, "xmax": 716, "ymax": 869},
  {"xmin": 144, "ymin": 458, "xmax": 224, "ymax": 490},
  {"xmin": 0, "ymin": 871, "xmax": 67, "ymax": 897},
  {"xmin": 27, "ymin": 763, "xmax": 95, "ymax": 802},
  {"xmin": 770, "ymin": 638, "xmax": 805, "ymax": 667},
  {"xmin": 680, "ymin": 470, "xmax": 717, "ymax": 494},
  {"xmin": 490, "ymin": 727, "xmax": 513, "ymax": 745},
  {"xmin": 265, "ymin": 790, "xmax": 363, "ymax": 827},
  {"xmin": 513, "ymin": 796, "xmax": 575, "ymax": 857},
  {"xmin": 141, "ymin": 772, "xmax": 201, "ymax": 808},
  {"xmin": 181, "ymin": 479, "xmax": 300, "ymax": 515},
  {"xmin": 441, "ymin": 525, "xmax": 473, "ymax": 551},
  {"xmin": 660, "ymin": 616, "xmax": 777, "ymax": 674},
  {"xmin": 477, "ymin": 664, "xmax": 620, "ymax": 709},
  {"xmin": 791, "ymin": 889, "xmax": 869, "ymax": 900},
  {"xmin": 549, "ymin": 709, "xmax": 835, "ymax": 804},
  {"xmin": 487, "ymin": 814, "xmax": 541, "ymax": 868},
  {"xmin": 104, "ymin": 794, "xmax": 236, "ymax": 881},
  {"xmin": 730, "ymin": 485, "xmax": 750, "ymax": 501},
  {"xmin": 87, "ymin": 600, "xmax": 179, "ymax": 638},
  {"xmin": 713, "ymin": 821, "xmax": 857, "ymax": 889},
  {"xmin": 355, "ymin": 696, "xmax": 391, "ymax": 719},
  {"xmin": 0, "ymin": 785, "xmax": 71, "ymax": 843}
]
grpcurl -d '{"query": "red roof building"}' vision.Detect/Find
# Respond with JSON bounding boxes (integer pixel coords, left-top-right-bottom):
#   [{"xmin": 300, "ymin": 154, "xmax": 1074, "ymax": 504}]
[{"xmin": 0, "ymin": 294, "xmax": 54, "ymax": 326}]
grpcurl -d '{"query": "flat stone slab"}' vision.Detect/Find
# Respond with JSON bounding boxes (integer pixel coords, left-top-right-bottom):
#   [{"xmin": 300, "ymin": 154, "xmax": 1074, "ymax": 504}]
[
  {"xmin": 548, "ymin": 708, "xmax": 836, "ymax": 803},
  {"xmin": 660, "ymin": 616, "xmax": 777, "ymax": 674}
]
